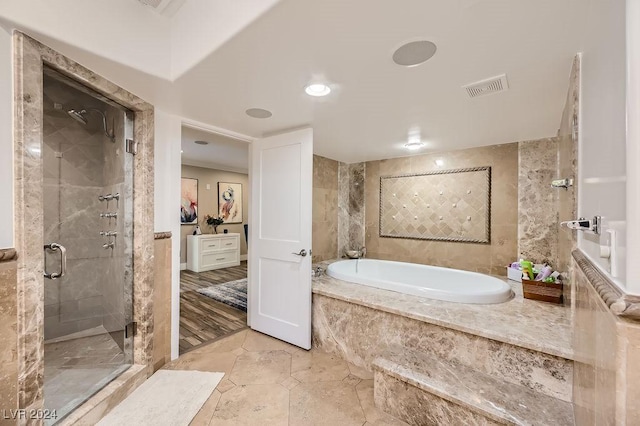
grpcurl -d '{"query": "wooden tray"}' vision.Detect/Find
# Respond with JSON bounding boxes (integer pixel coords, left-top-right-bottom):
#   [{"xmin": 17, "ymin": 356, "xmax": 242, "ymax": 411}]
[{"xmin": 522, "ymin": 279, "xmax": 563, "ymax": 304}]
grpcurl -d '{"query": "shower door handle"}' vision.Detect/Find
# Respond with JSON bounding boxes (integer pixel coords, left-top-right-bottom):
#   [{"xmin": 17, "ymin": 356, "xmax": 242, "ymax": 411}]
[{"xmin": 44, "ymin": 243, "xmax": 67, "ymax": 279}]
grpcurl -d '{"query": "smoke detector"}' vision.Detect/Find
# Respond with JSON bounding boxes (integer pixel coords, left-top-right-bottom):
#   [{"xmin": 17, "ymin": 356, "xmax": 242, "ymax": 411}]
[
  {"xmin": 137, "ymin": 0, "xmax": 162, "ymax": 7},
  {"xmin": 136, "ymin": 0, "xmax": 185, "ymax": 16},
  {"xmin": 463, "ymin": 74, "xmax": 509, "ymax": 98}
]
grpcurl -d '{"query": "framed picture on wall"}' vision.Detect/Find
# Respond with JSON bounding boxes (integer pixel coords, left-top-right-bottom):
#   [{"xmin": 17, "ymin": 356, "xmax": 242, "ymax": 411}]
[
  {"xmin": 180, "ymin": 177, "xmax": 198, "ymax": 224},
  {"xmin": 218, "ymin": 182, "xmax": 243, "ymax": 224}
]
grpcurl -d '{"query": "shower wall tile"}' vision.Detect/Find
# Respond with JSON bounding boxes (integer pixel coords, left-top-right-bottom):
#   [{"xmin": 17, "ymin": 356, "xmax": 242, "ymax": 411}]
[
  {"xmin": 517, "ymin": 138, "xmax": 559, "ymax": 265},
  {"xmin": 41, "ymin": 72, "xmax": 132, "ymax": 344},
  {"xmin": 42, "ymin": 82, "xmax": 109, "ymax": 341},
  {"xmin": 0, "ymin": 258, "xmax": 18, "ymax": 413},
  {"xmin": 59, "ymin": 141, "xmax": 104, "ymax": 187},
  {"xmin": 312, "ymin": 155, "xmax": 339, "ymax": 262},
  {"xmin": 59, "ymin": 296, "xmax": 105, "ymax": 323},
  {"xmin": 365, "ymin": 144, "xmax": 518, "ymax": 275}
]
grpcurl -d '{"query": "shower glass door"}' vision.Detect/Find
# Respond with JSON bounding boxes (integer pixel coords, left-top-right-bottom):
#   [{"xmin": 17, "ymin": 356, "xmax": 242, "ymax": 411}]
[{"xmin": 42, "ymin": 67, "xmax": 134, "ymax": 423}]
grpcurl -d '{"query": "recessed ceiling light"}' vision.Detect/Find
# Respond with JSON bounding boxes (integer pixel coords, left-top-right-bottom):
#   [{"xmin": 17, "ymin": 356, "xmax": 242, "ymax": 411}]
[
  {"xmin": 404, "ymin": 141, "xmax": 425, "ymax": 151},
  {"xmin": 393, "ymin": 40, "xmax": 437, "ymax": 67},
  {"xmin": 246, "ymin": 108, "xmax": 273, "ymax": 119},
  {"xmin": 305, "ymin": 83, "xmax": 331, "ymax": 97},
  {"xmin": 194, "ymin": 140, "xmax": 209, "ymax": 145},
  {"xmin": 435, "ymin": 159, "xmax": 444, "ymax": 167}
]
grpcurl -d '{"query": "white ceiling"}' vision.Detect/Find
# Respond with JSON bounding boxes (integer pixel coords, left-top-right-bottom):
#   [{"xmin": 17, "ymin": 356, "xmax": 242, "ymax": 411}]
[
  {"xmin": 172, "ymin": 0, "xmax": 585, "ymax": 163},
  {"xmin": 181, "ymin": 126, "xmax": 250, "ymax": 173},
  {"xmin": 1, "ymin": 0, "xmax": 587, "ymax": 164}
]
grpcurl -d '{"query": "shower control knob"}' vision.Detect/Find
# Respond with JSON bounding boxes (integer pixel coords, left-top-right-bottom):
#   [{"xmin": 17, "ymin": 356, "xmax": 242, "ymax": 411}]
[{"xmin": 98, "ymin": 193, "xmax": 120, "ymax": 202}]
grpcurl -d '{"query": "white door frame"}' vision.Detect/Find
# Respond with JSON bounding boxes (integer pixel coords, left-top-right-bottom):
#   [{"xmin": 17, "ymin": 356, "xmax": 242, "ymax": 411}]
[{"xmin": 170, "ymin": 118, "xmax": 255, "ymax": 359}]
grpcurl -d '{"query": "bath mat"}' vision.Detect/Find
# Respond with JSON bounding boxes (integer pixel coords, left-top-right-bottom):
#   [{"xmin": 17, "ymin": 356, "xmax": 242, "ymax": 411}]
[
  {"xmin": 196, "ymin": 278, "xmax": 247, "ymax": 312},
  {"xmin": 97, "ymin": 370, "xmax": 224, "ymax": 426}
]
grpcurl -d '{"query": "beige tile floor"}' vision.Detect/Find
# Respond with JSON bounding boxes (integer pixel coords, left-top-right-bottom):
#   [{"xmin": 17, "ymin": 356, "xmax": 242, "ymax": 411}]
[{"xmin": 162, "ymin": 329, "xmax": 408, "ymax": 426}]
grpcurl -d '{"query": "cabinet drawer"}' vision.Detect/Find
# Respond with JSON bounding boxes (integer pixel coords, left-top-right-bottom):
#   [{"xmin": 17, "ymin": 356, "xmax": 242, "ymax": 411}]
[
  {"xmin": 200, "ymin": 238, "xmax": 220, "ymax": 251},
  {"xmin": 219, "ymin": 237, "xmax": 238, "ymax": 250},
  {"xmin": 202, "ymin": 250, "xmax": 238, "ymax": 267}
]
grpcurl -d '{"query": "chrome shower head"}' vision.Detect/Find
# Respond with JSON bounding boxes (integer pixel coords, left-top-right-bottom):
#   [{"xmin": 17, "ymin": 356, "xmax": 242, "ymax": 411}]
[
  {"xmin": 66, "ymin": 108, "xmax": 115, "ymax": 142},
  {"xmin": 67, "ymin": 109, "xmax": 88, "ymax": 125}
]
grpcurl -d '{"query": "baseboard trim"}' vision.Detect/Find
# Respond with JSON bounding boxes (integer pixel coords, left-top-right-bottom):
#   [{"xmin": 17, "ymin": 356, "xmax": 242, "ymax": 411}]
[
  {"xmin": 240, "ymin": 254, "xmax": 248, "ymax": 261},
  {"xmin": 180, "ymin": 263, "xmax": 187, "ymax": 271}
]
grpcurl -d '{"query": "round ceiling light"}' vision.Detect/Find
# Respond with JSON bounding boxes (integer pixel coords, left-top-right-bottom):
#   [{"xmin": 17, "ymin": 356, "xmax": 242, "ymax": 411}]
[
  {"xmin": 393, "ymin": 40, "xmax": 437, "ymax": 67},
  {"xmin": 404, "ymin": 141, "xmax": 425, "ymax": 151},
  {"xmin": 246, "ymin": 108, "xmax": 273, "ymax": 119},
  {"xmin": 194, "ymin": 140, "xmax": 209, "ymax": 145},
  {"xmin": 305, "ymin": 83, "xmax": 331, "ymax": 97}
]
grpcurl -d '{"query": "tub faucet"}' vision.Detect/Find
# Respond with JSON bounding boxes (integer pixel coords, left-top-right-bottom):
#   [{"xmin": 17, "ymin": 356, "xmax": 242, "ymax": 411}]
[{"xmin": 360, "ymin": 246, "xmax": 366, "ymax": 258}]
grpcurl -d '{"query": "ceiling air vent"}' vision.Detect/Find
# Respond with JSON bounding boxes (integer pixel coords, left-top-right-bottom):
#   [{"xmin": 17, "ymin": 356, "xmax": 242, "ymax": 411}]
[
  {"xmin": 463, "ymin": 74, "xmax": 509, "ymax": 98},
  {"xmin": 137, "ymin": 0, "xmax": 162, "ymax": 8}
]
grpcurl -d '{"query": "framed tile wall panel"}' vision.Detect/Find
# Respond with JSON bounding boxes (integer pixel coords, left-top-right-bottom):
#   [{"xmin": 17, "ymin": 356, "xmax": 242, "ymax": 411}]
[{"xmin": 379, "ymin": 167, "xmax": 491, "ymax": 243}]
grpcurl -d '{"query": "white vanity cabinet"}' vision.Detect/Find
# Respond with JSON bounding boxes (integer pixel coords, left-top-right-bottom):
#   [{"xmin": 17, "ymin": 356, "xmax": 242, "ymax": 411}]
[{"xmin": 186, "ymin": 233, "xmax": 241, "ymax": 272}]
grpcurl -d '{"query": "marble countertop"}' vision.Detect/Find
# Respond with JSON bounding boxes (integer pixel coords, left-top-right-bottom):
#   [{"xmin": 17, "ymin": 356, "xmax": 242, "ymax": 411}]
[{"xmin": 312, "ymin": 261, "xmax": 574, "ymax": 360}]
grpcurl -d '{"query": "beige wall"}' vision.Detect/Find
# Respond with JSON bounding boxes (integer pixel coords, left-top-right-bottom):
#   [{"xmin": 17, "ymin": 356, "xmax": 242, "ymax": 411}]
[
  {"xmin": 364, "ymin": 143, "xmax": 519, "ymax": 276},
  {"xmin": 180, "ymin": 165, "xmax": 249, "ymax": 263},
  {"xmin": 312, "ymin": 155, "xmax": 339, "ymax": 262}
]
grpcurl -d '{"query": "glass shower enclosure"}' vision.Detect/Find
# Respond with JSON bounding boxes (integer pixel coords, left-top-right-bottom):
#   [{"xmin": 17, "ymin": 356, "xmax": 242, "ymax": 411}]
[{"xmin": 42, "ymin": 67, "xmax": 134, "ymax": 422}]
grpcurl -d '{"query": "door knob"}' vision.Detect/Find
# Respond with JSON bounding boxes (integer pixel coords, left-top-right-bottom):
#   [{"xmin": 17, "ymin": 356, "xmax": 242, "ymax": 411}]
[{"xmin": 292, "ymin": 249, "xmax": 307, "ymax": 257}]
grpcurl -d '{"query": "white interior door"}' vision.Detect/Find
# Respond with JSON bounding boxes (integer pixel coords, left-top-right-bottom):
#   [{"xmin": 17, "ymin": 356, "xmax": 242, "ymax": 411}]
[{"xmin": 248, "ymin": 128, "xmax": 313, "ymax": 349}]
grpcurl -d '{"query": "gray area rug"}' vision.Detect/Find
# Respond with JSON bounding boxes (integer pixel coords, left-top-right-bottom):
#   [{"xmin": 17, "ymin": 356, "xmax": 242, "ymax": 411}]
[
  {"xmin": 97, "ymin": 370, "xmax": 224, "ymax": 426},
  {"xmin": 196, "ymin": 278, "xmax": 247, "ymax": 312}
]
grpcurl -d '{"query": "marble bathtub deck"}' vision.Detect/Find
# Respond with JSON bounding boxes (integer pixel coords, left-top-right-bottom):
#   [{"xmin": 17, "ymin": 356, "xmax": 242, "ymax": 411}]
[
  {"xmin": 312, "ymin": 264, "xmax": 573, "ymax": 360},
  {"xmin": 373, "ymin": 347, "xmax": 574, "ymax": 425}
]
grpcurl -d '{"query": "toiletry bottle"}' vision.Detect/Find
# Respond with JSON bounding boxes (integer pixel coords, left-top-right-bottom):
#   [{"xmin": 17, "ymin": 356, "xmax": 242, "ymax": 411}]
[
  {"xmin": 520, "ymin": 260, "xmax": 534, "ymax": 280},
  {"xmin": 536, "ymin": 265, "xmax": 553, "ymax": 281}
]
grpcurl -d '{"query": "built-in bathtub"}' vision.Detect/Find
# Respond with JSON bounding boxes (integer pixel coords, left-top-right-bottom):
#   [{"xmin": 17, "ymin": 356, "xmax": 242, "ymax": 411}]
[{"xmin": 326, "ymin": 259, "xmax": 513, "ymax": 304}]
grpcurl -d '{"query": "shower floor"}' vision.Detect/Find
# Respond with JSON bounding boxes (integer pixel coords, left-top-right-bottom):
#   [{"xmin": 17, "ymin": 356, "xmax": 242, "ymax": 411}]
[{"xmin": 44, "ymin": 327, "xmax": 130, "ymax": 424}]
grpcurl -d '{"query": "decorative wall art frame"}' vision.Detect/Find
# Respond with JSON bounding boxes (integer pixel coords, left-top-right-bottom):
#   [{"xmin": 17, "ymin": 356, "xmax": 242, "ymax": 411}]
[
  {"xmin": 379, "ymin": 166, "xmax": 491, "ymax": 243},
  {"xmin": 218, "ymin": 182, "xmax": 243, "ymax": 224},
  {"xmin": 181, "ymin": 177, "xmax": 198, "ymax": 224}
]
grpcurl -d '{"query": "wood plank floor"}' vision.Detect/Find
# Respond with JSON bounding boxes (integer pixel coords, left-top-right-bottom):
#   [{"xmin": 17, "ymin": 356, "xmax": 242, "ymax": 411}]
[{"xmin": 179, "ymin": 262, "xmax": 248, "ymax": 354}]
